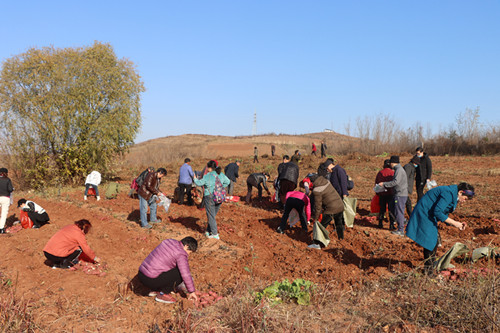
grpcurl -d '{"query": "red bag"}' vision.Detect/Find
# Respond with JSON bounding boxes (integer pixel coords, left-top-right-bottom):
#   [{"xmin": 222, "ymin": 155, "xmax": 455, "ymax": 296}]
[
  {"xmin": 87, "ymin": 187, "xmax": 96, "ymax": 196},
  {"xmin": 20, "ymin": 210, "xmax": 33, "ymax": 229},
  {"xmin": 370, "ymin": 195, "xmax": 380, "ymax": 214}
]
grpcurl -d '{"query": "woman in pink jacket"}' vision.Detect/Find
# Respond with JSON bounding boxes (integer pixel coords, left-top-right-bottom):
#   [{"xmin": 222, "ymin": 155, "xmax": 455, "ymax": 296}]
[
  {"xmin": 276, "ymin": 191, "xmax": 311, "ymax": 234},
  {"xmin": 139, "ymin": 237, "xmax": 198, "ymax": 304}
]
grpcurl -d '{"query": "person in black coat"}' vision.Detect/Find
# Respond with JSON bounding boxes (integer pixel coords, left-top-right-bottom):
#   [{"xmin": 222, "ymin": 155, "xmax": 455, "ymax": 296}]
[
  {"xmin": 415, "ymin": 147, "xmax": 432, "ymax": 202},
  {"xmin": 0, "ymin": 168, "xmax": 14, "ymax": 234},
  {"xmin": 245, "ymin": 173, "xmax": 271, "ymax": 203},
  {"xmin": 277, "ymin": 160, "xmax": 299, "ymax": 204}
]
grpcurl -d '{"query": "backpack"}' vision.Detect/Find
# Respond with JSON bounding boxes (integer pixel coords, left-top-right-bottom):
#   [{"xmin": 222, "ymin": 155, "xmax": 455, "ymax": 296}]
[
  {"xmin": 212, "ymin": 174, "xmax": 226, "ymax": 204},
  {"xmin": 346, "ymin": 175, "xmax": 354, "ymax": 190},
  {"xmin": 136, "ymin": 170, "xmax": 149, "ymax": 187},
  {"xmin": 105, "ymin": 182, "xmax": 119, "ymax": 199}
]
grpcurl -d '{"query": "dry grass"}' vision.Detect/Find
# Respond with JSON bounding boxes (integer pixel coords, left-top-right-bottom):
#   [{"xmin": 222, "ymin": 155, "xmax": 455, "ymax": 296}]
[{"xmin": 0, "ymin": 273, "xmax": 37, "ymax": 332}]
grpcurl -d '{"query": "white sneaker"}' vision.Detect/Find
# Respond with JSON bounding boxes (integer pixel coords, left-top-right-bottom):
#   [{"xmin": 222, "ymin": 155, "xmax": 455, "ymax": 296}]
[
  {"xmin": 96, "ymin": 196, "xmax": 100, "ymax": 201},
  {"xmin": 84, "ymin": 195, "xmax": 87, "ymax": 201},
  {"xmin": 307, "ymin": 244, "xmax": 321, "ymax": 249}
]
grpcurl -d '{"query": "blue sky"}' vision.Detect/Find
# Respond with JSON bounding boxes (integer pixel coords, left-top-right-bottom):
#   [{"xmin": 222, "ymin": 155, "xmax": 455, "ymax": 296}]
[{"xmin": 1, "ymin": 1, "xmax": 499, "ymax": 143}]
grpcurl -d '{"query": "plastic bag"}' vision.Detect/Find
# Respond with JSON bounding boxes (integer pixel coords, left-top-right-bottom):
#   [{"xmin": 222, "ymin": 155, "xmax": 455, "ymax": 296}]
[
  {"xmin": 426, "ymin": 179, "xmax": 437, "ymax": 190},
  {"xmin": 158, "ymin": 194, "xmax": 171, "ymax": 213},
  {"xmin": 373, "ymin": 184, "xmax": 387, "ymax": 193},
  {"xmin": 20, "ymin": 210, "xmax": 33, "ymax": 229}
]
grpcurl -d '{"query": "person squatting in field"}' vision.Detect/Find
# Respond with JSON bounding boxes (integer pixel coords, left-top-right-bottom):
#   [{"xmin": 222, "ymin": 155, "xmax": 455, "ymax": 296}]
[
  {"xmin": 276, "ymin": 190, "xmax": 311, "ymax": 234},
  {"xmin": 193, "ymin": 160, "xmax": 230, "ymax": 240},
  {"xmin": 0, "ymin": 167, "xmax": 14, "ymax": 234},
  {"xmin": 245, "ymin": 172, "xmax": 271, "ymax": 203},
  {"xmin": 138, "ymin": 236, "xmax": 198, "ymax": 304},
  {"xmin": 378, "ymin": 156, "xmax": 408, "ymax": 237},
  {"xmin": 84, "ymin": 170, "xmax": 101, "ymax": 201},
  {"xmin": 43, "ymin": 219, "xmax": 100, "ymax": 269},
  {"xmin": 406, "ymin": 183, "xmax": 474, "ymax": 272},
  {"xmin": 17, "ymin": 198, "xmax": 50, "ymax": 229}
]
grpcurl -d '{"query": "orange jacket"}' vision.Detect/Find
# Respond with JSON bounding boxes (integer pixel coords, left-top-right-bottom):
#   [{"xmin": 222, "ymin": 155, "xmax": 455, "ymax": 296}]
[{"xmin": 43, "ymin": 224, "xmax": 95, "ymax": 260}]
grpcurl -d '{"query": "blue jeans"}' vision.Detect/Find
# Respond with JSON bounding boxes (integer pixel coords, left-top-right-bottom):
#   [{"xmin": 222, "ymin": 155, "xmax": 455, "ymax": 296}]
[
  {"xmin": 392, "ymin": 196, "xmax": 408, "ymax": 232},
  {"xmin": 204, "ymin": 195, "xmax": 221, "ymax": 236},
  {"xmin": 139, "ymin": 195, "xmax": 158, "ymax": 227},
  {"xmin": 85, "ymin": 184, "xmax": 99, "ymax": 196}
]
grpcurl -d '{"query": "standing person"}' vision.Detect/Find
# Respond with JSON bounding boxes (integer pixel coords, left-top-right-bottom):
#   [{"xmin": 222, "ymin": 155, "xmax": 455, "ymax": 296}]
[
  {"xmin": 415, "ymin": 147, "xmax": 433, "ymax": 202},
  {"xmin": 271, "ymin": 144, "xmax": 276, "ymax": 157},
  {"xmin": 193, "ymin": 161, "xmax": 230, "ymax": 240},
  {"xmin": 378, "ymin": 156, "xmax": 408, "ymax": 236},
  {"xmin": 277, "ymin": 158, "xmax": 299, "ymax": 204},
  {"xmin": 43, "ymin": 219, "xmax": 100, "ymax": 268},
  {"xmin": 245, "ymin": 172, "xmax": 271, "ymax": 203},
  {"xmin": 290, "ymin": 150, "xmax": 301, "ymax": 165},
  {"xmin": 224, "ymin": 160, "xmax": 240, "ymax": 198},
  {"xmin": 406, "ymin": 183, "xmax": 474, "ymax": 272},
  {"xmin": 320, "ymin": 141, "xmax": 327, "ymax": 158},
  {"xmin": 138, "ymin": 236, "xmax": 199, "ymax": 304},
  {"xmin": 253, "ymin": 147, "xmax": 259, "ymax": 163},
  {"xmin": 17, "ymin": 199, "xmax": 50, "ymax": 229},
  {"xmin": 178, "ymin": 158, "xmax": 194, "ymax": 205},
  {"xmin": 84, "ymin": 170, "xmax": 101, "ymax": 201},
  {"xmin": 403, "ymin": 156, "xmax": 421, "ymax": 217},
  {"xmin": 276, "ymin": 191, "xmax": 311, "ymax": 234},
  {"xmin": 329, "ymin": 159, "xmax": 349, "ymax": 198},
  {"xmin": 138, "ymin": 168, "xmax": 167, "ymax": 229},
  {"xmin": 0, "ymin": 168, "xmax": 14, "ymax": 234},
  {"xmin": 374, "ymin": 160, "xmax": 395, "ymax": 229},
  {"xmin": 309, "ymin": 173, "xmax": 345, "ymax": 247},
  {"xmin": 311, "ymin": 143, "xmax": 317, "ymax": 156}
]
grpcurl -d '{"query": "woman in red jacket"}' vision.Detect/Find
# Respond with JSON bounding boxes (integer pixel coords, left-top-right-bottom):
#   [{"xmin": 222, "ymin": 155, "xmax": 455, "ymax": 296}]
[{"xmin": 43, "ymin": 219, "xmax": 100, "ymax": 269}]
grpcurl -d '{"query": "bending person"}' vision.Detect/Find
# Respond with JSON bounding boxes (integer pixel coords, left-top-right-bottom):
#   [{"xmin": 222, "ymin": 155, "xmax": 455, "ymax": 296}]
[
  {"xmin": 17, "ymin": 198, "xmax": 50, "ymax": 229},
  {"xmin": 245, "ymin": 172, "xmax": 271, "ymax": 203},
  {"xmin": 276, "ymin": 191, "xmax": 311, "ymax": 234},
  {"xmin": 139, "ymin": 236, "xmax": 198, "ymax": 304},
  {"xmin": 406, "ymin": 182, "xmax": 474, "ymax": 272},
  {"xmin": 43, "ymin": 219, "xmax": 100, "ymax": 269}
]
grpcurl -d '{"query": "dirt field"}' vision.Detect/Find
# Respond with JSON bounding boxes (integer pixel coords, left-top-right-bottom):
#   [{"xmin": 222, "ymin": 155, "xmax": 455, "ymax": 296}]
[{"xmin": 1, "ymin": 154, "xmax": 499, "ymax": 332}]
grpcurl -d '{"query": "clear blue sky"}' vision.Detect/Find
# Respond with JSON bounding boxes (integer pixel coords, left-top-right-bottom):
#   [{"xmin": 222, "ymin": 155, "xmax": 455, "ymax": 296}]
[{"xmin": 1, "ymin": 1, "xmax": 499, "ymax": 143}]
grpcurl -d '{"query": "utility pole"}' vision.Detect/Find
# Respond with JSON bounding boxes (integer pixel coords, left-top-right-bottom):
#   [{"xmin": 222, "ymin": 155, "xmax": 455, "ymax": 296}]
[{"xmin": 252, "ymin": 111, "xmax": 257, "ymax": 136}]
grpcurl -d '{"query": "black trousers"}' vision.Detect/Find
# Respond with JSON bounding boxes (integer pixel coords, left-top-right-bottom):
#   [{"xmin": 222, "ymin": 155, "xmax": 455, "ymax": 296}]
[
  {"xmin": 416, "ymin": 182, "xmax": 425, "ymax": 202},
  {"xmin": 246, "ymin": 183, "xmax": 263, "ymax": 201},
  {"xmin": 378, "ymin": 195, "xmax": 395, "ymax": 224},
  {"xmin": 138, "ymin": 268, "xmax": 183, "ymax": 293},
  {"xmin": 44, "ymin": 249, "xmax": 82, "ymax": 268},
  {"xmin": 405, "ymin": 196, "xmax": 413, "ymax": 217},
  {"xmin": 178, "ymin": 183, "xmax": 193, "ymax": 205},
  {"xmin": 320, "ymin": 212, "xmax": 345, "ymax": 240},
  {"xmin": 253, "ymin": 155, "xmax": 259, "ymax": 163},
  {"xmin": 28, "ymin": 211, "xmax": 50, "ymax": 227},
  {"xmin": 423, "ymin": 242, "xmax": 438, "ymax": 271},
  {"xmin": 279, "ymin": 197, "xmax": 308, "ymax": 230}
]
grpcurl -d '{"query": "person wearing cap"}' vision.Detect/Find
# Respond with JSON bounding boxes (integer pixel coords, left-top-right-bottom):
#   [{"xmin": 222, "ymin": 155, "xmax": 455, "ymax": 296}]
[
  {"xmin": 178, "ymin": 158, "xmax": 194, "ymax": 205},
  {"xmin": 378, "ymin": 156, "xmax": 408, "ymax": 236},
  {"xmin": 17, "ymin": 198, "xmax": 50, "ymax": 229},
  {"xmin": 406, "ymin": 183, "xmax": 474, "ymax": 272},
  {"xmin": 403, "ymin": 156, "xmax": 421, "ymax": 217},
  {"xmin": 0, "ymin": 167, "xmax": 14, "ymax": 234},
  {"xmin": 374, "ymin": 159, "xmax": 395, "ymax": 229},
  {"xmin": 224, "ymin": 160, "xmax": 241, "ymax": 198},
  {"xmin": 245, "ymin": 172, "xmax": 271, "ymax": 203}
]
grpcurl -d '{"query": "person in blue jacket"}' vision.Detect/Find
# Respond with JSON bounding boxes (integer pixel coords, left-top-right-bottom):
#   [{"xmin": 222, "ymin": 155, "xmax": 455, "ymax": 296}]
[{"xmin": 406, "ymin": 182, "xmax": 475, "ymax": 271}]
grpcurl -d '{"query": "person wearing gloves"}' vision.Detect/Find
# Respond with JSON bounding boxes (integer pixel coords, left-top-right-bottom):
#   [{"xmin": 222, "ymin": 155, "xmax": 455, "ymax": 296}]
[
  {"xmin": 138, "ymin": 168, "xmax": 167, "ymax": 229},
  {"xmin": 378, "ymin": 156, "xmax": 408, "ymax": 236},
  {"xmin": 245, "ymin": 172, "xmax": 271, "ymax": 203},
  {"xmin": 43, "ymin": 219, "xmax": 100, "ymax": 268},
  {"xmin": 308, "ymin": 173, "xmax": 345, "ymax": 248},
  {"xmin": 276, "ymin": 190, "xmax": 311, "ymax": 234},
  {"xmin": 406, "ymin": 183, "xmax": 474, "ymax": 272},
  {"xmin": 17, "ymin": 198, "xmax": 50, "ymax": 229},
  {"xmin": 0, "ymin": 167, "xmax": 14, "ymax": 234},
  {"xmin": 84, "ymin": 170, "xmax": 101, "ymax": 201},
  {"xmin": 139, "ymin": 236, "xmax": 199, "ymax": 304},
  {"xmin": 193, "ymin": 161, "xmax": 230, "ymax": 240}
]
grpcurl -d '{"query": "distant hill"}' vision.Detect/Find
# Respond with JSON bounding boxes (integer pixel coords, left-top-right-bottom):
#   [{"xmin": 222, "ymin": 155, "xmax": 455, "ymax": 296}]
[{"xmin": 123, "ymin": 132, "xmax": 363, "ymax": 166}]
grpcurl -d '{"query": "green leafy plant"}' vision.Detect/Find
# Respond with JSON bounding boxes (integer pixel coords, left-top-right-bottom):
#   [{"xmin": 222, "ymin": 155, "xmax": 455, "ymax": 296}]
[{"xmin": 255, "ymin": 279, "xmax": 314, "ymax": 306}]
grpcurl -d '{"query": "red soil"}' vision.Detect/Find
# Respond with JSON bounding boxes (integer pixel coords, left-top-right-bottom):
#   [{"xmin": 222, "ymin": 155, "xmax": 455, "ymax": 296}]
[{"xmin": 1, "ymin": 155, "xmax": 498, "ymax": 331}]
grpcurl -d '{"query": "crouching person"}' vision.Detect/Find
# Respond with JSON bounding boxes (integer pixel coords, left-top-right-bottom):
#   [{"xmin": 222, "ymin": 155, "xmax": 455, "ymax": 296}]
[
  {"xmin": 18, "ymin": 198, "xmax": 50, "ymax": 229},
  {"xmin": 139, "ymin": 236, "xmax": 199, "ymax": 304},
  {"xmin": 43, "ymin": 219, "xmax": 100, "ymax": 269}
]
